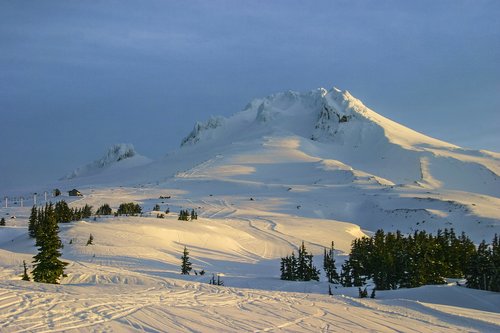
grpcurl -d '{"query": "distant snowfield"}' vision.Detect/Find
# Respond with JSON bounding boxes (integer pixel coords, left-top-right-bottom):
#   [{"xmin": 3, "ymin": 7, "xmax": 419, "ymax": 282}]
[{"xmin": 1, "ymin": 87, "xmax": 499, "ymax": 332}]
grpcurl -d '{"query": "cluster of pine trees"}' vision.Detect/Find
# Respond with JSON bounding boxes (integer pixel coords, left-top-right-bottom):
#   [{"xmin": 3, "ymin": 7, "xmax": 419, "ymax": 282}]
[
  {"xmin": 280, "ymin": 242, "xmax": 320, "ymax": 281},
  {"xmin": 95, "ymin": 204, "xmax": 112, "ymax": 216},
  {"xmin": 54, "ymin": 201, "xmax": 92, "ymax": 223},
  {"xmin": 29, "ymin": 202, "xmax": 92, "ymax": 238},
  {"xmin": 116, "ymin": 203, "xmax": 142, "ymax": 216},
  {"xmin": 30, "ymin": 203, "xmax": 67, "ymax": 283},
  {"xmin": 466, "ymin": 234, "xmax": 500, "ymax": 292},
  {"xmin": 178, "ymin": 209, "xmax": 197, "ymax": 221},
  {"xmin": 209, "ymin": 274, "xmax": 224, "ymax": 286},
  {"xmin": 340, "ymin": 229, "xmax": 499, "ymax": 292}
]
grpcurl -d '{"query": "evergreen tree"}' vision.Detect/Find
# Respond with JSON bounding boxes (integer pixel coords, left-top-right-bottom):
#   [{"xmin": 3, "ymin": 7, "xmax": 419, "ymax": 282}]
[
  {"xmin": 323, "ymin": 241, "xmax": 340, "ymax": 284},
  {"xmin": 191, "ymin": 209, "xmax": 198, "ymax": 220},
  {"xmin": 81, "ymin": 204, "xmax": 93, "ymax": 218},
  {"xmin": 0, "ymin": 217, "xmax": 5, "ymax": 226},
  {"xmin": 55, "ymin": 200, "xmax": 72, "ymax": 223},
  {"xmin": 180, "ymin": 246, "xmax": 192, "ymax": 275},
  {"xmin": 28, "ymin": 205, "xmax": 38, "ymax": 238},
  {"xmin": 297, "ymin": 241, "xmax": 320, "ymax": 281},
  {"xmin": 96, "ymin": 204, "xmax": 112, "ymax": 216},
  {"xmin": 31, "ymin": 203, "xmax": 68, "ymax": 284},
  {"xmin": 280, "ymin": 252, "xmax": 298, "ymax": 281},
  {"xmin": 86, "ymin": 234, "xmax": 94, "ymax": 246},
  {"xmin": 490, "ymin": 234, "xmax": 500, "ymax": 292},
  {"xmin": 22, "ymin": 260, "xmax": 30, "ymax": 281},
  {"xmin": 153, "ymin": 204, "xmax": 161, "ymax": 211},
  {"xmin": 466, "ymin": 238, "xmax": 497, "ymax": 291},
  {"xmin": 340, "ymin": 261, "xmax": 353, "ymax": 287}
]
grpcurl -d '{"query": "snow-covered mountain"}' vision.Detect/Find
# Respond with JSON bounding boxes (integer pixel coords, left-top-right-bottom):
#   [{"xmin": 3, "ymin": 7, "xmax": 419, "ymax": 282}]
[
  {"xmin": 179, "ymin": 87, "xmax": 498, "ymax": 194},
  {"xmin": 2, "ymin": 87, "xmax": 498, "ymax": 332},
  {"xmin": 56, "ymin": 87, "xmax": 499, "ymax": 242},
  {"xmin": 63, "ymin": 144, "xmax": 152, "ymax": 180}
]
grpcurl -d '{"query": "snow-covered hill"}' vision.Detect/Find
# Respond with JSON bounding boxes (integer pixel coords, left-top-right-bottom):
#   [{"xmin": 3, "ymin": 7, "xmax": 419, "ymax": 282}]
[
  {"xmin": 0, "ymin": 86, "xmax": 499, "ymax": 332},
  {"xmin": 63, "ymin": 144, "xmax": 152, "ymax": 180}
]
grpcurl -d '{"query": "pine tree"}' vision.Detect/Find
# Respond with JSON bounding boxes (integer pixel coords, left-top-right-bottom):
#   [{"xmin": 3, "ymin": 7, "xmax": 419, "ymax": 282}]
[
  {"xmin": 28, "ymin": 205, "xmax": 38, "ymax": 238},
  {"xmin": 86, "ymin": 234, "xmax": 94, "ymax": 246},
  {"xmin": 31, "ymin": 203, "xmax": 68, "ymax": 284},
  {"xmin": 323, "ymin": 241, "xmax": 340, "ymax": 283},
  {"xmin": 180, "ymin": 246, "xmax": 192, "ymax": 275},
  {"xmin": 340, "ymin": 261, "xmax": 353, "ymax": 287},
  {"xmin": 55, "ymin": 200, "xmax": 72, "ymax": 223},
  {"xmin": 490, "ymin": 234, "xmax": 500, "ymax": 292},
  {"xmin": 153, "ymin": 204, "xmax": 160, "ymax": 211},
  {"xmin": 22, "ymin": 260, "xmax": 30, "ymax": 281},
  {"xmin": 81, "ymin": 204, "xmax": 93, "ymax": 218},
  {"xmin": 0, "ymin": 217, "xmax": 5, "ymax": 226},
  {"xmin": 296, "ymin": 242, "xmax": 319, "ymax": 281}
]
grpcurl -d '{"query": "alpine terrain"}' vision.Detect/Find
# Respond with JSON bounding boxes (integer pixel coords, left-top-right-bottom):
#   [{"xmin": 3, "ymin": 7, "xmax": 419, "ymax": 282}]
[{"xmin": 0, "ymin": 87, "xmax": 499, "ymax": 332}]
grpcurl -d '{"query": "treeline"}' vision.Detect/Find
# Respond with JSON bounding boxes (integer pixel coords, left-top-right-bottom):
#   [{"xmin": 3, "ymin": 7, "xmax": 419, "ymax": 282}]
[
  {"xmin": 340, "ymin": 229, "xmax": 499, "ymax": 292},
  {"xmin": 29, "ymin": 201, "xmax": 92, "ymax": 237}
]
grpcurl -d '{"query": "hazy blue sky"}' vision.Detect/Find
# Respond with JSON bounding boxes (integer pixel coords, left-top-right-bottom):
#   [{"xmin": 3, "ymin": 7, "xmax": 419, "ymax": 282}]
[{"xmin": 1, "ymin": 0, "xmax": 499, "ymax": 189}]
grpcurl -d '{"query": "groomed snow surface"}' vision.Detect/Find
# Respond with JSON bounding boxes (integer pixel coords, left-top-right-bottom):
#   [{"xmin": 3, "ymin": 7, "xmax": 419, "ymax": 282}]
[{"xmin": 1, "ymin": 87, "xmax": 499, "ymax": 332}]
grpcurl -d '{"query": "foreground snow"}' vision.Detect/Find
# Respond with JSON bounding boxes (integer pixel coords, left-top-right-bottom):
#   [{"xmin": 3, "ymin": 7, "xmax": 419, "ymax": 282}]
[
  {"xmin": 0, "ymin": 187, "xmax": 499, "ymax": 332},
  {"xmin": 1, "ymin": 277, "xmax": 498, "ymax": 332}
]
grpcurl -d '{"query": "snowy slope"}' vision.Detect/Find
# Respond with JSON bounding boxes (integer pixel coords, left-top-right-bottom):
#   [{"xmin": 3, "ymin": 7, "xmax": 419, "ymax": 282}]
[
  {"xmin": 63, "ymin": 144, "xmax": 152, "ymax": 180},
  {"xmin": 0, "ymin": 86, "xmax": 499, "ymax": 332},
  {"xmin": 56, "ymin": 87, "xmax": 498, "ymax": 241}
]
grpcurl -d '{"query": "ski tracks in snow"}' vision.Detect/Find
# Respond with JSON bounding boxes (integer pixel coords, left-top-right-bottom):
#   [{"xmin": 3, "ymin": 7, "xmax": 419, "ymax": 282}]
[{"xmin": 1, "ymin": 278, "xmax": 499, "ymax": 332}]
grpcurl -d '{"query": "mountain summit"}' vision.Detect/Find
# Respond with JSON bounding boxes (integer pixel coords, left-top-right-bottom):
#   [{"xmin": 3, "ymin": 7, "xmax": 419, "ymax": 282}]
[
  {"xmin": 178, "ymin": 87, "xmax": 498, "ymax": 193},
  {"xmin": 181, "ymin": 87, "xmax": 456, "ymax": 150}
]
